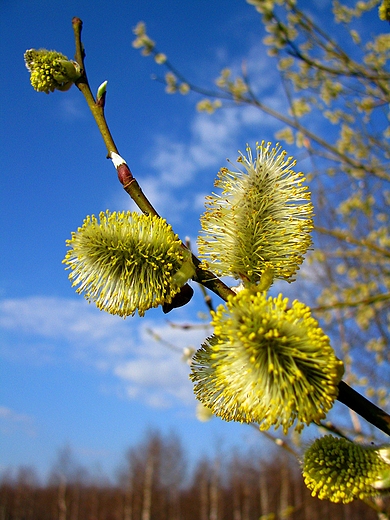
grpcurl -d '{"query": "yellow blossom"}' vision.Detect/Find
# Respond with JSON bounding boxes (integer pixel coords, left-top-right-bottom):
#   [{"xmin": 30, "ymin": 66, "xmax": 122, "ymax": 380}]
[
  {"xmin": 303, "ymin": 435, "xmax": 390, "ymax": 503},
  {"xmin": 198, "ymin": 141, "xmax": 313, "ymax": 284},
  {"xmin": 63, "ymin": 211, "xmax": 194, "ymax": 317},
  {"xmin": 191, "ymin": 287, "xmax": 344, "ymax": 433},
  {"xmin": 24, "ymin": 49, "xmax": 81, "ymax": 94}
]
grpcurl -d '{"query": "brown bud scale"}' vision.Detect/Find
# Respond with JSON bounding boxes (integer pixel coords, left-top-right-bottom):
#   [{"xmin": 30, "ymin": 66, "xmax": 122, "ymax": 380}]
[{"xmin": 117, "ymin": 163, "xmax": 133, "ymax": 185}]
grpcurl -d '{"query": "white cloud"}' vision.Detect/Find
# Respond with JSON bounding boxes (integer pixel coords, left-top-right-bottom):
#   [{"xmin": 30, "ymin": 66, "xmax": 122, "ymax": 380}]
[
  {"xmin": 0, "ymin": 297, "xmax": 132, "ymax": 354},
  {"xmin": 139, "ymin": 176, "xmax": 190, "ymax": 218},
  {"xmin": 139, "ymin": 105, "xmax": 266, "ymax": 222},
  {"xmin": 151, "ymin": 138, "xmax": 198, "ymax": 187},
  {"xmin": 0, "ymin": 296, "xmax": 207, "ymax": 410},
  {"xmin": 111, "ymin": 40, "xmax": 288, "ymax": 222},
  {"xmin": 190, "ymin": 109, "xmax": 241, "ymax": 164},
  {"xmin": 0, "ymin": 406, "xmax": 36, "ymax": 437},
  {"xmin": 114, "ymin": 353, "xmax": 192, "ymax": 409},
  {"xmin": 59, "ymin": 96, "xmax": 88, "ymax": 121},
  {"xmin": 110, "ymin": 320, "xmax": 209, "ymax": 409}
]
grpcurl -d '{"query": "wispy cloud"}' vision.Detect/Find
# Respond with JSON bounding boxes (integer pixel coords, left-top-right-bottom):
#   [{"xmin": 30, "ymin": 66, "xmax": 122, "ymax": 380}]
[
  {"xmin": 138, "ymin": 106, "xmax": 266, "ymax": 223},
  {"xmin": 150, "ymin": 138, "xmax": 199, "ymax": 188},
  {"xmin": 113, "ymin": 320, "xmax": 209, "ymax": 409},
  {"xmin": 0, "ymin": 296, "xmax": 207, "ymax": 410},
  {"xmin": 115, "ymin": 354, "xmax": 191, "ymax": 409},
  {"xmin": 0, "ymin": 297, "xmax": 130, "ymax": 346},
  {"xmin": 117, "ymin": 41, "xmax": 287, "ymax": 222},
  {"xmin": 0, "ymin": 406, "xmax": 36, "ymax": 437},
  {"xmin": 58, "ymin": 95, "xmax": 89, "ymax": 121}
]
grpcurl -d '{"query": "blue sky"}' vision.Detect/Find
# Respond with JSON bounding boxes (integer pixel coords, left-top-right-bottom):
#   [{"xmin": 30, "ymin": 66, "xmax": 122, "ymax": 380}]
[
  {"xmin": 0, "ymin": 0, "xmax": 384, "ymax": 481},
  {"xmin": 1, "ymin": 0, "xmax": 289, "ymax": 481}
]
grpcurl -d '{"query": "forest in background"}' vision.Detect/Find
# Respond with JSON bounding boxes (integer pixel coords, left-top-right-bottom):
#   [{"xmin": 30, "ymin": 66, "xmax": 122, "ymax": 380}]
[{"xmin": 0, "ymin": 430, "xmax": 386, "ymax": 520}]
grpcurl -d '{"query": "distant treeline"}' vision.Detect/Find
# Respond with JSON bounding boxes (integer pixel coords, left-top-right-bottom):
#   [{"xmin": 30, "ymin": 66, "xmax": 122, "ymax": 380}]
[{"xmin": 0, "ymin": 430, "xmax": 383, "ymax": 519}]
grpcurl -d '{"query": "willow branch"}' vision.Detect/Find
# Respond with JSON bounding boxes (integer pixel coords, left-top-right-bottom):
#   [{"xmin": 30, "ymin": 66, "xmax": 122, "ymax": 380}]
[
  {"xmin": 153, "ymin": 64, "xmax": 390, "ymax": 182},
  {"xmin": 314, "ymin": 225, "xmax": 390, "ymax": 259},
  {"xmin": 71, "ymin": 17, "xmax": 233, "ymax": 304},
  {"xmin": 70, "ymin": 20, "xmax": 390, "ymax": 438},
  {"xmin": 147, "ymin": 25, "xmax": 390, "ymax": 183},
  {"xmin": 312, "ymin": 292, "xmax": 390, "ymax": 313},
  {"xmin": 244, "ymin": 90, "xmax": 390, "ymax": 182},
  {"xmin": 72, "ymin": 17, "xmax": 159, "ymax": 219},
  {"xmin": 249, "ymin": 423, "xmax": 299, "ymax": 457},
  {"xmin": 72, "ymin": 17, "xmax": 118, "ymax": 156},
  {"xmin": 337, "ymin": 381, "xmax": 390, "ymax": 437}
]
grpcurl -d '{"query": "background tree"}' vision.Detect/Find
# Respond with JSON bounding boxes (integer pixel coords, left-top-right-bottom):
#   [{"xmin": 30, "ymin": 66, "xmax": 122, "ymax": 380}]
[
  {"xmin": 117, "ymin": 430, "xmax": 187, "ymax": 520},
  {"xmin": 0, "ymin": 433, "xmax": 385, "ymax": 518}
]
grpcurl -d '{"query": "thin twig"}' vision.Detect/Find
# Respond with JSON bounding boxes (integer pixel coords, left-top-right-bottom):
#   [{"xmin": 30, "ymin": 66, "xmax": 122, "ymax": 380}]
[
  {"xmin": 314, "ymin": 225, "xmax": 390, "ymax": 259},
  {"xmin": 312, "ymin": 292, "xmax": 390, "ymax": 313}
]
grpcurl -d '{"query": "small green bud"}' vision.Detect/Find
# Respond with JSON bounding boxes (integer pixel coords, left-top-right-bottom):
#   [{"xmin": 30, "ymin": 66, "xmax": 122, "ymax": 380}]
[
  {"xmin": 165, "ymin": 72, "xmax": 177, "ymax": 93},
  {"xmin": 196, "ymin": 403, "xmax": 214, "ymax": 422},
  {"xmin": 178, "ymin": 83, "xmax": 190, "ymax": 95},
  {"xmin": 154, "ymin": 53, "xmax": 167, "ymax": 64},
  {"xmin": 257, "ymin": 267, "xmax": 275, "ymax": 291},
  {"xmin": 196, "ymin": 99, "xmax": 222, "ymax": 113},
  {"xmin": 171, "ymin": 252, "xmax": 196, "ymax": 286},
  {"xmin": 132, "ymin": 22, "xmax": 155, "ymax": 55},
  {"xmin": 96, "ymin": 80, "xmax": 108, "ymax": 103}
]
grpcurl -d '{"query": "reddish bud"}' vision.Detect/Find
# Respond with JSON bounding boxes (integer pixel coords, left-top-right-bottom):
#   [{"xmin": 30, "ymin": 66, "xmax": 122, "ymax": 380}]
[{"xmin": 117, "ymin": 163, "xmax": 133, "ymax": 185}]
